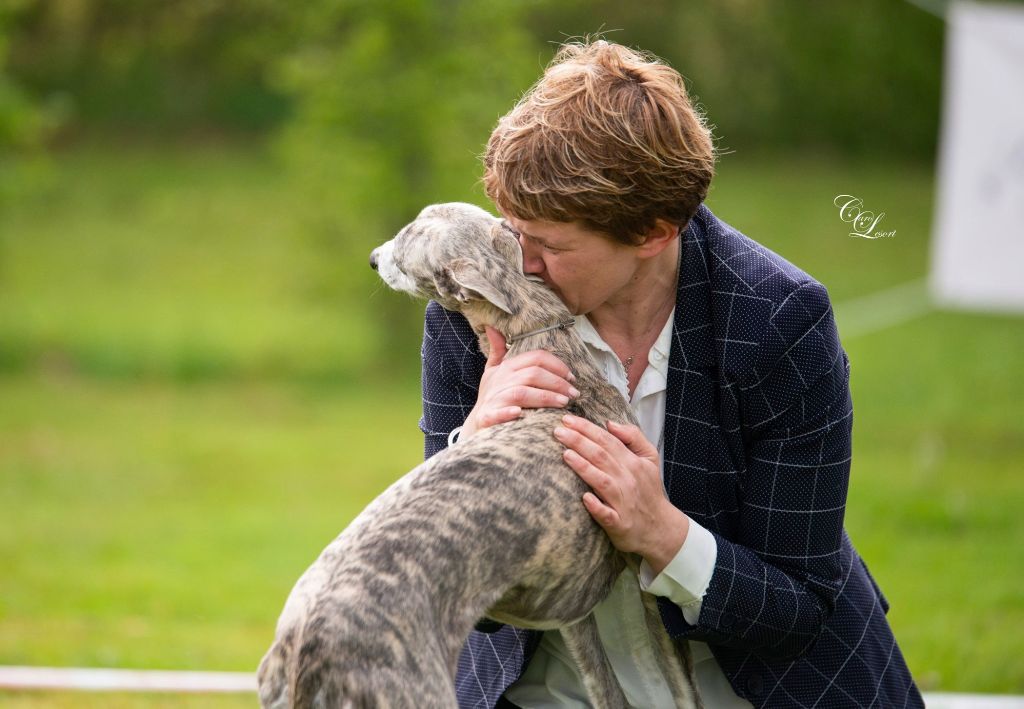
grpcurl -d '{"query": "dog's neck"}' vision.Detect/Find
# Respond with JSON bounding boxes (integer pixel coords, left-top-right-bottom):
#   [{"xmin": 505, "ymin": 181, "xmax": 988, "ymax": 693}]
[
  {"xmin": 505, "ymin": 317, "xmax": 577, "ymax": 347},
  {"xmin": 461, "ymin": 277, "xmax": 571, "ymax": 349},
  {"xmin": 462, "ymin": 280, "xmax": 639, "ymax": 429}
]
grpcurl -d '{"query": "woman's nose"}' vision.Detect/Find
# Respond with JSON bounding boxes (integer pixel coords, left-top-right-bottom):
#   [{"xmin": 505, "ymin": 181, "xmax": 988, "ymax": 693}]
[{"xmin": 519, "ymin": 237, "xmax": 545, "ymax": 274}]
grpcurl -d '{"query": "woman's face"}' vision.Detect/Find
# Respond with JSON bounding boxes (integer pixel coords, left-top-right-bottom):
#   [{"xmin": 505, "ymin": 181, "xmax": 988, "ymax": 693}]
[{"xmin": 502, "ymin": 215, "xmax": 641, "ymax": 316}]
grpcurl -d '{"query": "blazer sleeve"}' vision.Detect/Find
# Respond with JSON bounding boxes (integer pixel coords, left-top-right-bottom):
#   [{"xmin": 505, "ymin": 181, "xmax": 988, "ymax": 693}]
[
  {"xmin": 420, "ymin": 300, "xmax": 486, "ymax": 460},
  {"xmin": 670, "ymin": 280, "xmax": 852, "ymax": 661}
]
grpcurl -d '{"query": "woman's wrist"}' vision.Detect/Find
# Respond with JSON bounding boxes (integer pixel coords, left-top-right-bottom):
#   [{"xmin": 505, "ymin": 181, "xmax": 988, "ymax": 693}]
[{"xmin": 643, "ymin": 503, "xmax": 691, "ymax": 576}]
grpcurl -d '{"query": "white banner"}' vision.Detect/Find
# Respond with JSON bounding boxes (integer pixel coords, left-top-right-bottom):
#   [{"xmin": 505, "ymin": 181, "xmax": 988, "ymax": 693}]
[{"xmin": 930, "ymin": 1, "xmax": 1024, "ymax": 312}]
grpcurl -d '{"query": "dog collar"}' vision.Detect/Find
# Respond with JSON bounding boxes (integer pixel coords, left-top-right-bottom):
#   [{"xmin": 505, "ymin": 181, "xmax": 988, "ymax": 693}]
[{"xmin": 505, "ymin": 318, "xmax": 576, "ymax": 346}]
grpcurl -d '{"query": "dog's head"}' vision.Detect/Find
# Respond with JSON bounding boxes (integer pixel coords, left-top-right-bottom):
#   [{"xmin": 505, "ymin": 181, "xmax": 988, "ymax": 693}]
[{"xmin": 370, "ymin": 202, "xmax": 527, "ymax": 316}]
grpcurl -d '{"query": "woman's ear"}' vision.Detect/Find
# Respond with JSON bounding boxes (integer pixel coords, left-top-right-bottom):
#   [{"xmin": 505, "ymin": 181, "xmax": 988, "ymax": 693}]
[{"xmin": 637, "ymin": 218, "xmax": 681, "ymax": 258}]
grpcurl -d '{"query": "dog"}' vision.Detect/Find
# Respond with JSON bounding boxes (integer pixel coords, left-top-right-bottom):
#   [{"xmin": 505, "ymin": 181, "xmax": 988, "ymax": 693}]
[{"xmin": 257, "ymin": 202, "xmax": 700, "ymax": 708}]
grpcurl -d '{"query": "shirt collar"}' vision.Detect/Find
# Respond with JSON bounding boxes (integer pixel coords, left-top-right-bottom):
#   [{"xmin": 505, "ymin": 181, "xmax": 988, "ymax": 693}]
[{"xmin": 576, "ymin": 308, "xmax": 675, "ymax": 379}]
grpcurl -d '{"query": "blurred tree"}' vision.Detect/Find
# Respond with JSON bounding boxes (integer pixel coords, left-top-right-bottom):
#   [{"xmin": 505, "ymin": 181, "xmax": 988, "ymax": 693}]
[
  {"xmin": 1, "ymin": 0, "xmax": 948, "ymax": 158},
  {"xmin": 5, "ymin": 0, "xmax": 293, "ymax": 137},
  {"xmin": 273, "ymin": 0, "xmax": 542, "ymax": 369},
  {"xmin": 1, "ymin": 4, "xmax": 39, "ymax": 149},
  {"xmin": 1, "ymin": 0, "xmax": 61, "ymax": 200}
]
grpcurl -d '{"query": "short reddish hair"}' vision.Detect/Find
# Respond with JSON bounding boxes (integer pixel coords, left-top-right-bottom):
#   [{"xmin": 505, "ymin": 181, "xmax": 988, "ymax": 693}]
[{"xmin": 483, "ymin": 40, "xmax": 716, "ymax": 245}]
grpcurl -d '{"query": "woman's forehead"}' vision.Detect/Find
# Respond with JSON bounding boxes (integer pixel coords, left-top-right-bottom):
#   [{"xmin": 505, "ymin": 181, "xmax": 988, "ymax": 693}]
[{"xmin": 503, "ymin": 214, "xmax": 598, "ymax": 243}]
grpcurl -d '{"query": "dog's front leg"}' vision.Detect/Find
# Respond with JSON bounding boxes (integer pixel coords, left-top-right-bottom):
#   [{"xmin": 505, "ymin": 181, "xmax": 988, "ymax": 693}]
[
  {"xmin": 639, "ymin": 590, "xmax": 702, "ymax": 709},
  {"xmin": 560, "ymin": 614, "xmax": 628, "ymax": 709}
]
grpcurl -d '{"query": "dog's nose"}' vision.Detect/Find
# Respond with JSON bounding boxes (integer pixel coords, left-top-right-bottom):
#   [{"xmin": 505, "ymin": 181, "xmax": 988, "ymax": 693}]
[{"xmin": 369, "ymin": 250, "xmax": 379, "ymax": 271}]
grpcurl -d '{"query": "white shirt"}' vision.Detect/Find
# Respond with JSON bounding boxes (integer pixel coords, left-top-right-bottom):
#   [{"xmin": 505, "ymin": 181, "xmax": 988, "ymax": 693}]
[{"xmin": 503, "ymin": 311, "xmax": 752, "ymax": 709}]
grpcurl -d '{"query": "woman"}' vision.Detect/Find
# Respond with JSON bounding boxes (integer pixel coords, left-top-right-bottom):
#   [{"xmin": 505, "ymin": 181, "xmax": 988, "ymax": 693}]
[{"xmin": 421, "ymin": 41, "xmax": 922, "ymax": 708}]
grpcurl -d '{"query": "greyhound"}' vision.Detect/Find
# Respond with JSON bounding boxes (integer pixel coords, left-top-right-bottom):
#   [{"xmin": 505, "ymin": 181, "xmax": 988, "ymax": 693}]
[{"xmin": 257, "ymin": 202, "xmax": 700, "ymax": 708}]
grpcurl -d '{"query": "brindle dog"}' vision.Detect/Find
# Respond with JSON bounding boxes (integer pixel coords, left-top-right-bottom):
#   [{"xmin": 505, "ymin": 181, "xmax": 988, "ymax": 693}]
[{"xmin": 257, "ymin": 203, "xmax": 700, "ymax": 709}]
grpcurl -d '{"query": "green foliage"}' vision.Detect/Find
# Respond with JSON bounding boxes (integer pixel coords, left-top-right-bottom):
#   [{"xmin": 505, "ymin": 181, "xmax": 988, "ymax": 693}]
[
  {"xmin": 1, "ymin": 1, "xmax": 38, "ymax": 149},
  {"xmin": 0, "ymin": 70, "xmax": 45, "ymax": 149},
  {"xmin": 0, "ymin": 0, "xmax": 62, "ymax": 201},
  {"xmin": 1, "ymin": 0, "xmax": 947, "ymax": 160},
  {"xmin": 4, "ymin": 0, "xmax": 293, "ymax": 135}
]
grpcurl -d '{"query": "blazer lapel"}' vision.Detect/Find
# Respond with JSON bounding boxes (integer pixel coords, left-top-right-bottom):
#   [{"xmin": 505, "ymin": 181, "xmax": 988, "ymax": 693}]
[{"xmin": 663, "ymin": 212, "xmax": 719, "ymax": 529}]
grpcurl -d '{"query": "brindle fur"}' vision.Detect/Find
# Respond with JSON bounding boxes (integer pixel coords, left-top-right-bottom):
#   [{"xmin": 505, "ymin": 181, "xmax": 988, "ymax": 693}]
[{"xmin": 258, "ymin": 203, "xmax": 701, "ymax": 708}]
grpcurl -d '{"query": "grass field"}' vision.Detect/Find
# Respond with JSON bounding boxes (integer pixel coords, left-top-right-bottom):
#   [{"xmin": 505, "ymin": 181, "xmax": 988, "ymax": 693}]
[{"xmin": 1, "ymin": 142, "xmax": 1022, "ymax": 704}]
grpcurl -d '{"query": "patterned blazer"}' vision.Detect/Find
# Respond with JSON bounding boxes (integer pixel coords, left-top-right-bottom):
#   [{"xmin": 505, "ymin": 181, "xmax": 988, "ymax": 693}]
[{"xmin": 419, "ymin": 204, "xmax": 923, "ymax": 708}]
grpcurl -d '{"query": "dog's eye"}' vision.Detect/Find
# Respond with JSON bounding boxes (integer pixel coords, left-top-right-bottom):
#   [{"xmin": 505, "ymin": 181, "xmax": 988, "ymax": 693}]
[{"xmin": 500, "ymin": 220, "xmax": 520, "ymax": 237}]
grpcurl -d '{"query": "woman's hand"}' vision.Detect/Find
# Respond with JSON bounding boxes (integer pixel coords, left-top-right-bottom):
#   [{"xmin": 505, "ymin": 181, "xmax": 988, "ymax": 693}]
[
  {"xmin": 554, "ymin": 414, "xmax": 690, "ymax": 575},
  {"xmin": 460, "ymin": 326, "xmax": 580, "ymax": 439}
]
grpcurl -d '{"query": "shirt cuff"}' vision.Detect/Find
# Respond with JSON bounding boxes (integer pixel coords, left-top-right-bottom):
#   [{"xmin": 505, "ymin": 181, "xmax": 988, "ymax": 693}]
[
  {"xmin": 447, "ymin": 426, "xmax": 463, "ymax": 447},
  {"xmin": 639, "ymin": 519, "xmax": 717, "ymax": 625}
]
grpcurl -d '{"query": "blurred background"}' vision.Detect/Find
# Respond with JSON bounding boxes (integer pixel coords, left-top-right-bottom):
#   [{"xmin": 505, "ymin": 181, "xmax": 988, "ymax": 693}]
[{"xmin": 1, "ymin": 0, "xmax": 1022, "ymax": 705}]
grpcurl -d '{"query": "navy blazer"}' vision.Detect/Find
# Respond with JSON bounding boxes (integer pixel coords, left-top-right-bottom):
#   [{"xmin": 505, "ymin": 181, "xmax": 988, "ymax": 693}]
[{"xmin": 420, "ymin": 204, "xmax": 922, "ymax": 708}]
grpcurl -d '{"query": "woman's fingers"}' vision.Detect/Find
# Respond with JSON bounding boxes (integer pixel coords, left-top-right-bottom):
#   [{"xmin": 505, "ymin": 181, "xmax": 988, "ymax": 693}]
[
  {"xmin": 477, "ymin": 406, "xmax": 523, "ymax": 428},
  {"xmin": 504, "ymin": 349, "xmax": 576, "ymax": 383},
  {"xmin": 503, "ymin": 385, "xmax": 572, "ymax": 409},
  {"xmin": 554, "ymin": 413, "xmax": 677, "ymax": 558},
  {"xmin": 607, "ymin": 420, "xmax": 659, "ymax": 463},
  {"xmin": 483, "ymin": 350, "xmax": 578, "ymax": 409},
  {"xmin": 582, "ymin": 491, "xmax": 621, "ymax": 530},
  {"xmin": 483, "ymin": 326, "xmax": 508, "ymax": 368},
  {"xmin": 467, "ymin": 346, "xmax": 577, "ymax": 437},
  {"xmin": 558, "ymin": 414, "xmax": 624, "ymax": 453},
  {"xmin": 562, "ymin": 447, "xmax": 622, "ymax": 508},
  {"xmin": 502, "ymin": 365, "xmax": 580, "ymax": 400},
  {"xmin": 554, "ymin": 423, "xmax": 617, "ymax": 468}
]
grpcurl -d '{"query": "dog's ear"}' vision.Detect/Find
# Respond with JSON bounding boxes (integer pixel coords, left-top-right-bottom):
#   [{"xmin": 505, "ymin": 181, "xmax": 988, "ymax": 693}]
[
  {"xmin": 440, "ymin": 258, "xmax": 515, "ymax": 314},
  {"xmin": 491, "ymin": 228, "xmax": 524, "ymax": 271}
]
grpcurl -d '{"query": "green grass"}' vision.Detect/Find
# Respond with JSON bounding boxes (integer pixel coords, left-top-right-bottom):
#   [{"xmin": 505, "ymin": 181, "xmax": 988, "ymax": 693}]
[
  {"xmin": 1, "ymin": 143, "xmax": 1022, "ymax": 704},
  {"xmin": 0, "ymin": 373, "xmax": 424, "ymax": 672},
  {"xmin": 843, "ymin": 309, "xmax": 1024, "ymax": 692}
]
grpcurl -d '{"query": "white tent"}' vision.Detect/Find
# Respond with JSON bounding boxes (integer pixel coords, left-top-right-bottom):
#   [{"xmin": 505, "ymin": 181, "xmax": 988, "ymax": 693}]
[{"xmin": 930, "ymin": 1, "xmax": 1024, "ymax": 312}]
